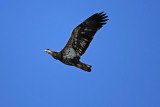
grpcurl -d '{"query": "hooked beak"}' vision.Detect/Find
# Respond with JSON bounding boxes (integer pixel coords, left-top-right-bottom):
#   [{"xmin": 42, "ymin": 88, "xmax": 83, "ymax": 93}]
[
  {"xmin": 44, "ymin": 49, "xmax": 52, "ymax": 54},
  {"xmin": 44, "ymin": 50, "xmax": 48, "ymax": 52}
]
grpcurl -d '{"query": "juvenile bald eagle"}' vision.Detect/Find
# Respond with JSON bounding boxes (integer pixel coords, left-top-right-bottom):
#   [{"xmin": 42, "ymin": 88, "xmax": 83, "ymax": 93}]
[{"xmin": 44, "ymin": 12, "xmax": 109, "ymax": 72}]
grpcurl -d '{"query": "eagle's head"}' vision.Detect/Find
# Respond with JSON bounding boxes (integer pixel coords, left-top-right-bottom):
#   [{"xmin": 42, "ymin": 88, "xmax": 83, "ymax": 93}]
[{"xmin": 44, "ymin": 49, "xmax": 59, "ymax": 60}]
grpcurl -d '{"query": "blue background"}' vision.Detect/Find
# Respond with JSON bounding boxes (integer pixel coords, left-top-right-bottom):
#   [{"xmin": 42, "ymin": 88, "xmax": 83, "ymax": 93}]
[{"xmin": 0, "ymin": 0, "xmax": 160, "ymax": 107}]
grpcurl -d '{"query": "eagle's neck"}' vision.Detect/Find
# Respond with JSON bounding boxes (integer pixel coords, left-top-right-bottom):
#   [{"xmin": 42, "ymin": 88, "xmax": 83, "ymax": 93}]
[{"xmin": 51, "ymin": 51, "xmax": 61, "ymax": 60}]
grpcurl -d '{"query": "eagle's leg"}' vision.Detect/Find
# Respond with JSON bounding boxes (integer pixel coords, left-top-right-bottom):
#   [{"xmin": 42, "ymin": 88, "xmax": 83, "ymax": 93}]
[{"xmin": 76, "ymin": 62, "xmax": 92, "ymax": 72}]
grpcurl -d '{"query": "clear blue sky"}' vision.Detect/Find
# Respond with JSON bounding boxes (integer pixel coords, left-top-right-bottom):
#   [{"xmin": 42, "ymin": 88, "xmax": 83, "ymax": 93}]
[{"xmin": 0, "ymin": 0, "xmax": 160, "ymax": 107}]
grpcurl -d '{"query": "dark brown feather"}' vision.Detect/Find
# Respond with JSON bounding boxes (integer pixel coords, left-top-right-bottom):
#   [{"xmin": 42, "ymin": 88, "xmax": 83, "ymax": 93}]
[{"xmin": 61, "ymin": 12, "xmax": 109, "ymax": 58}]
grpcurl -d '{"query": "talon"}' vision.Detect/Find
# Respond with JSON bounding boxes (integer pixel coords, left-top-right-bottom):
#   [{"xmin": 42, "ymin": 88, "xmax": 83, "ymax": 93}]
[{"xmin": 76, "ymin": 64, "xmax": 82, "ymax": 68}]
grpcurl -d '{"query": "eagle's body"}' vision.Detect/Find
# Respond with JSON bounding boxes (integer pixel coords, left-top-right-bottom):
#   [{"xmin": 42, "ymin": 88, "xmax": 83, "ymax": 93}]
[{"xmin": 44, "ymin": 12, "xmax": 109, "ymax": 72}]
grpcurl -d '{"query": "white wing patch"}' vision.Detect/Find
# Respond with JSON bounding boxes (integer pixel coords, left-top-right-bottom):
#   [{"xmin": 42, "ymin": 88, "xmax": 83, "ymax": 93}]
[
  {"xmin": 80, "ymin": 41, "xmax": 86, "ymax": 47},
  {"xmin": 64, "ymin": 48, "xmax": 76, "ymax": 59},
  {"xmin": 84, "ymin": 28, "xmax": 93, "ymax": 31}
]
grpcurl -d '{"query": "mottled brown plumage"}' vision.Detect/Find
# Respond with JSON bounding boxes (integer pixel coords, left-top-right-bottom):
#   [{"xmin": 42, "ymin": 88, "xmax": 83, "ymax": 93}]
[{"xmin": 44, "ymin": 12, "xmax": 109, "ymax": 72}]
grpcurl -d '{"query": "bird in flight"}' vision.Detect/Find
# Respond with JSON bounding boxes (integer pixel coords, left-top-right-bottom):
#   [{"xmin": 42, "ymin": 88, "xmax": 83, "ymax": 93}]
[{"xmin": 44, "ymin": 12, "xmax": 109, "ymax": 72}]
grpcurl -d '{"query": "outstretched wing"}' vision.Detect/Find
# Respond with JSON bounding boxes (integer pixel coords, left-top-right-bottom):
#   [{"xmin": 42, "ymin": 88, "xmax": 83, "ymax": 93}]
[{"xmin": 61, "ymin": 12, "xmax": 109, "ymax": 59}]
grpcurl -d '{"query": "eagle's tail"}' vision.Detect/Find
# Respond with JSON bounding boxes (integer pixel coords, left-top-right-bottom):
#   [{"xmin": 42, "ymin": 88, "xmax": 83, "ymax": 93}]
[{"xmin": 76, "ymin": 62, "xmax": 92, "ymax": 72}]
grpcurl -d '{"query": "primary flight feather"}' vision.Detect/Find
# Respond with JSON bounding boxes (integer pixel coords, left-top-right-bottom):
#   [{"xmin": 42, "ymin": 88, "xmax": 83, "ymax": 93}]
[{"xmin": 44, "ymin": 12, "xmax": 109, "ymax": 72}]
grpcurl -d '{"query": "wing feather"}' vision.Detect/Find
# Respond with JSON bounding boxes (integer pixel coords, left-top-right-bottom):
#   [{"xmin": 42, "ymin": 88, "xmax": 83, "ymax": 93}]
[{"xmin": 61, "ymin": 12, "xmax": 109, "ymax": 58}]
